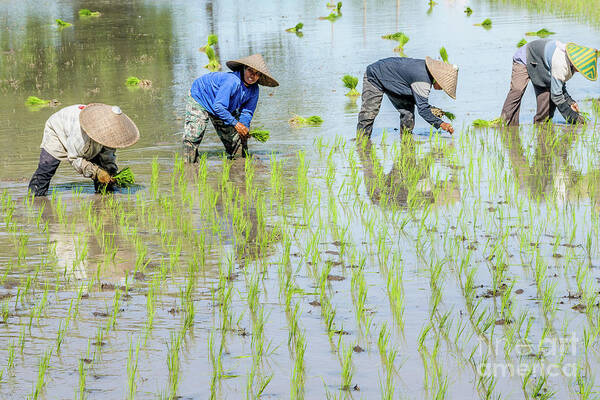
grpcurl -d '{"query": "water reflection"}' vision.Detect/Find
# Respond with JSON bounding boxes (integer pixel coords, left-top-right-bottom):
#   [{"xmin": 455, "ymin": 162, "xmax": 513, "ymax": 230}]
[{"xmin": 357, "ymin": 135, "xmax": 460, "ymax": 208}]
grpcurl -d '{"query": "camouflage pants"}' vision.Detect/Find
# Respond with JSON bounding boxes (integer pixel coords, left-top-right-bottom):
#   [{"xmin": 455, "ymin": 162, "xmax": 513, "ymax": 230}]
[{"xmin": 183, "ymin": 95, "xmax": 247, "ymax": 162}]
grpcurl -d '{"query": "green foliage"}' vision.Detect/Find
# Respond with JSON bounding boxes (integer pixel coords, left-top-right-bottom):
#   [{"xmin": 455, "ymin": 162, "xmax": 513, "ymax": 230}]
[
  {"xmin": 55, "ymin": 19, "xmax": 72, "ymax": 28},
  {"xmin": 444, "ymin": 111, "xmax": 456, "ymax": 121},
  {"xmin": 25, "ymin": 96, "xmax": 50, "ymax": 106},
  {"xmin": 472, "ymin": 118, "xmax": 502, "ymax": 127},
  {"xmin": 126, "ymin": 76, "xmax": 141, "ymax": 86},
  {"xmin": 465, "ymin": 6, "xmax": 473, "ymax": 15},
  {"xmin": 439, "ymin": 47, "xmax": 449, "ymax": 63},
  {"xmin": 78, "ymin": 9, "xmax": 100, "ymax": 17},
  {"xmin": 207, "ymin": 34, "xmax": 218, "ymax": 46},
  {"xmin": 382, "ymin": 32, "xmax": 410, "ymax": 48},
  {"xmin": 475, "ymin": 18, "xmax": 492, "ymax": 28},
  {"xmin": 250, "ymin": 129, "xmax": 270, "ymax": 142},
  {"xmin": 289, "ymin": 115, "xmax": 323, "ymax": 126},
  {"xmin": 286, "ymin": 23, "xmax": 304, "ymax": 33},
  {"xmin": 204, "ymin": 46, "xmax": 221, "ymax": 71},
  {"xmin": 525, "ymin": 28, "xmax": 555, "ymax": 38},
  {"xmin": 113, "ymin": 168, "xmax": 135, "ymax": 186},
  {"xmin": 342, "ymin": 75, "xmax": 359, "ymax": 97},
  {"xmin": 517, "ymin": 38, "xmax": 528, "ymax": 47}
]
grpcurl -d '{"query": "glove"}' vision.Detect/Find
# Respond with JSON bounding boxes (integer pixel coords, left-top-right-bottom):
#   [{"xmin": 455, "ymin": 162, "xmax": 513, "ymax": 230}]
[
  {"xmin": 430, "ymin": 107, "xmax": 445, "ymax": 118},
  {"xmin": 96, "ymin": 168, "xmax": 114, "ymax": 184}
]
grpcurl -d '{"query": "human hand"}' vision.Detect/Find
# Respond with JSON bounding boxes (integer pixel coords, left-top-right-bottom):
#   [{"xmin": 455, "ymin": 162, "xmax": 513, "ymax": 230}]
[
  {"xmin": 571, "ymin": 102, "xmax": 580, "ymax": 113},
  {"xmin": 96, "ymin": 168, "xmax": 114, "ymax": 184},
  {"xmin": 440, "ymin": 122, "xmax": 454, "ymax": 134},
  {"xmin": 235, "ymin": 122, "xmax": 249, "ymax": 138}
]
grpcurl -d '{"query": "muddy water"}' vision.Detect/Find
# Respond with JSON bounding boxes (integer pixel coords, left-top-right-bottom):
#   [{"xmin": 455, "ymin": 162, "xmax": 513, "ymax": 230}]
[{"xmin": 1, "ymin": 0, "xmax": 600, "ymax": 399}]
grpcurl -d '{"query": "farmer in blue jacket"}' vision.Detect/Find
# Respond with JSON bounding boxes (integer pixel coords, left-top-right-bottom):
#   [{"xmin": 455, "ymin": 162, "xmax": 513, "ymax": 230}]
[
  {"xmin": 356, "ymin": 57, "xmax": 458, "ymax": 137},
  {"xmin": 184, "ymin": 54, "xmax": 278, "ymax": 162}
]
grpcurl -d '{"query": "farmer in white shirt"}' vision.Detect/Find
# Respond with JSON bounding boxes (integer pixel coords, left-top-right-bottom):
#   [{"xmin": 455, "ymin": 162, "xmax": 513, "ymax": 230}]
[{"xmin": 28, "ymin": 103, "xmax": 140, "ymax": 196}]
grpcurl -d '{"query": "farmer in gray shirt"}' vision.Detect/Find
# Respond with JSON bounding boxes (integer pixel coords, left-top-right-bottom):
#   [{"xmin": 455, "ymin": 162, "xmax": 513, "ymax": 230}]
[
  {"xmin": 500, "ymin": 39, "xmax": 597, "ymax": 125},
  {"xmin": 28, "ymin": 103, "xmax": 140, "ymax": 196},
  {"xmin": 357, "ymin": 57, "xmax": 458, "ymax": 137}
]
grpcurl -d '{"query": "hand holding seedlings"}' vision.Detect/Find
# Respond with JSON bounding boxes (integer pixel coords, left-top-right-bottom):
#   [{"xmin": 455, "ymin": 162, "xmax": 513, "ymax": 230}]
[{"xmin": 235, "ymin": 122, "xmax": 250, "ymax": 138}]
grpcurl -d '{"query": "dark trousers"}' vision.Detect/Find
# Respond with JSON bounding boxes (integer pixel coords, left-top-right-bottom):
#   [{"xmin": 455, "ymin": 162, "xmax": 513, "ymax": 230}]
[
  {"xmin": 357, "ymin": 73, "xmax": 415, "ymax": 137},
  {"xmin": 500, "ymin": 62, "xmax": 556, "ymax": 126},
  {"xmin": 28, "ymin": 149, "xmax": 60, "ymax": 196}
]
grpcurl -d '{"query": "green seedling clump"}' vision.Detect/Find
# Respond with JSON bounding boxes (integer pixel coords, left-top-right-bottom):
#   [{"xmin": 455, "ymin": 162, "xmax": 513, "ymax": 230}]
[
  {"xmin": 431, "ymin": 107, "xmax": 455, "ymax": 121},
  {"xmin": 199, "ymin": 34, "xmax": 218, "ymax": 53},
  {"xmin": 472, "ymin": 117, "xmax": 502, "ymax": 127},
  {"xmin": 56, "ymin": 19, "xmax": 72, "ymax": 28},
  {"xmin": 250, "ymin": 129, "xmax": 270, "ymax": 142},
  {"xmin": 525, "ymin": 28, "xmax": 555, "ymax": 38},
  {"xmin": 204, "ymin": 47, "xmax": 221, "ymax": 71},
  {"xmin": 289, "ymin": 115, "xmax": 323, "ymax": 126},
  {"xmin": 126, "ymin": 76, "xmax": 141, "ymax": 86},
  {"xmin": 382, "ymin": 32, "xmax": 409, "ymax": 54},
  {"xmin": 26, "ymin": 96, "xmax": 50, "ymax": 106},
  {"xmin": 464, "ymin": 6, "xmax": 473, "ymax": 15},
  {"xmin": 113, "ymin": 167, "xmax": 135, "ymax": 186},
  {"xmin": 286, "ymin": 23, "xmax": 304, "ymax": 33},
  {"xmin": 475, "ymin": 18, "xmax": 492, "ymax": 28},
  {"xmin": 78, "ymin": 9, "xmax": 101, "ymax": 17},
  {"xmin": 320, "ymin": 2, "xmax": 342, "ymax": 21},
  {"xmin": 517, "ymin": 38, "xmax": 528, "ymax": 47},
  {"xmin": 439, "ymin": 47, "xmax": 449, "ymax": 63},
  {"xmin": 342, "ymin": 75, "xmax": 360, "ymax": 97}
]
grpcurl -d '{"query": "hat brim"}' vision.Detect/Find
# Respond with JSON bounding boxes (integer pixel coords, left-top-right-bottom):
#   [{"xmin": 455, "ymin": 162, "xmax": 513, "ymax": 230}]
[
  {"xmin": 80, "ymin": 104, "xmax": 140, "ymax": 149},
  {"xmin": 425, "ymin": 57, "xmax": 458, "ymax": 100},
  {"xmin": 566, "ymin": 42, "xmax": 598, "ymax": 81},
  {"xmin": 226, "ymin": 60, "xmax": 279, "ymax": 87}
]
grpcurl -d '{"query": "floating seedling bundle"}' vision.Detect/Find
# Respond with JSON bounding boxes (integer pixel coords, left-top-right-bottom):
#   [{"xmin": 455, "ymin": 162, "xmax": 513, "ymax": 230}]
[
  {"xmin": 204, "ymin": 47, "xmax": 221, "ymax": 71},
  {"xmin": 320, "ymin": 2, "xmax": 342, "ymax": 21},
  {"xmin": 78, "ymin": 9, "xmax": 101, "ymax": 17},
  {"xmin": 26, "ymin": 96, "xmax": 50, "ymax": 106},
  {"xmin": 381, "ymin": 32, "xmax": 409, "ymax": 54},
  {"xmin": 475, "ymin": 18, "xmax": 492, "ymax": 28},
  {"xmin": 56, "ymin": 19, "xmax": 72, "ymax": 28},
  {"xmin": 289, "ymin": 115, "xmax": 323, "ymax": 126},
  {"xmin": 342, "ymin": 75, "xmax": 359, "ymax": 97},
  {"xmin": 125, "ymin": 77, "xmax": 152, "ymax": 88},
  {"xmin": 525, "ymin": 28, "xmax": 555, "ymax": 38},
  {"xmin": 472, "ymin": 117, "xmax": 502, "ymax": 127},
  {"xmin": 464, "ymin": 6, "xmax": 473, "ymax": 15},
  {"xmin": 286, "ymin": 23, "xmax": 303, "ymax": 33},
  {"xmin": 517, "ymin": 38, "xmax": 528, "ymax": 47},
  {"xmin": 199, "ymin": 34, "xmax": 218, "ymax": 53}
]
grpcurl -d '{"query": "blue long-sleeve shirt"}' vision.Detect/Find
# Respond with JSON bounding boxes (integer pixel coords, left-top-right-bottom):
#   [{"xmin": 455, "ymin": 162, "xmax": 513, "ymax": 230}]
[
  {"xmin": 366, "ymin": 57, "xmax": 443, "ymax": 129},
  {"xmin": 190, "ymin": 70, "xmax": 259, "ymax": 127}
]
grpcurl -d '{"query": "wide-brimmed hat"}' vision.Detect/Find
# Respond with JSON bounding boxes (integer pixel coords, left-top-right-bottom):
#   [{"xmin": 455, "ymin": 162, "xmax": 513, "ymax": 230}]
[
  {"xmin": 79, "ymin": 103, "xmax": 140, "ymax": 148},
  {"xmin": 226, "ymin": 54, "xmax": 279, "ymax": 87},
  {"xmin": 425, "ymin": 57, "xmax": 459, "ymax": 99},
  {"xmin": 566, "ymin": 43, "xmax": 598, "ymax": 81}
]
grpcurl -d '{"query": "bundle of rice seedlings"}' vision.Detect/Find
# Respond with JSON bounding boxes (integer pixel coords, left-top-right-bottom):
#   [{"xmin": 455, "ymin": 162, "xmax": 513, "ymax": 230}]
[
  {"xmin": 199, "ymin": 34, "xmax": 218, "ymax": 53},
  {"xmin": 475, "ymin": 18, "xmax": 492, "ymax": 28},
  {"xmin": 431, "ymin": 107, "xmax": 455, "ymax": 121},
  {"xmin": 113, "ymin": 167, "xmax": 135, "ymax": 186},
  {"xmin": 78, "ymin": 9, "xmax": 101, "ymax": 17},
  {"xmin": 382, "ymin": 32, "xmax": 409, "ymax": 53},
  {"xmin": 517, "ymin": 39, "xmax": 528, "ymax": 48},
  {"xmin": 56, "ymin": 19, "xmax": 72, "ymax": 28},
  {"xmin": 472, "ymin": 118, "xmax": 502, "ymax": 128},
  {"xmin": 342, "ymin": 75, "xmax": 360, "ymax": 97},
  {"xmin": 286, "ymin": 23, "xmax": 304, "ymax": 33},
  {"xmin": 525, "ymin": 28, "xmax": 554, "ymax": 38},
  {"xmin": 439, "ymin": 47, "xmax": 449, "ymax": 63},
  {"xmin": 250, "ymin": 129, "xmax": 270, "ymax": 142},
  {"xmin": 289, "ymin": 115, "xmax": 323, "ymax": 126},
  {"xmin": 25, "ymin": 96, "xmax": 50, "ymax": 106},
  {"xmin": 204, "ymin": 47, "xmax": 221, "ymax": 71},
  {"xmin": 320, "ymin": 2, "xmax": 342, "ymax": 21},
  {"xmin": 464, "ymin": 7, "xmax": 473, "ymax": 16},
  {"xmin": 125, "ymin": 76, "xmax": 141, "ymax": 86}
]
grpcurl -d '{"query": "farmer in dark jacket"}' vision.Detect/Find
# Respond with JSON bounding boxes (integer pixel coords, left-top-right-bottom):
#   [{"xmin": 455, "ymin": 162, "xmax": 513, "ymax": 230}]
[
  {"xmin": 500, "ymin": 40, "xmax": 597, "ymax": 126},
  {"xmin": 184, "ymin": 54, "xmax": 279, "ymax": 162},
  {"xmin": 356, "ymin": 57, "xmax": 458, "ymax": 137}
]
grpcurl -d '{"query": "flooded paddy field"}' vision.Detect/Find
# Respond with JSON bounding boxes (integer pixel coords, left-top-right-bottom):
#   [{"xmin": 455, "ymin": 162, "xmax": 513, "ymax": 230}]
[{"xmin": 1, "ymin": 0, "xmax": 600, "ymax": 399}]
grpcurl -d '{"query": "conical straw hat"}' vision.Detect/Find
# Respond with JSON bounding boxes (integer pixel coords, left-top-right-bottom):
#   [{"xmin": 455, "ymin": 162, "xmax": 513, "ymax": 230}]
[
  {"xmin": 79, "ymin": 103, "xmax": 140, "ymax": 149},
  {"xmin": 566, "ymin": 43, "xmax": 598, "ymax": 81},
  {"xmin": 425, "ymin": 57, "xmax": 459, "ymax": 99},
  {"xmin": 226, "ymin": 54, "xmax": 279, "ymax": 87}
]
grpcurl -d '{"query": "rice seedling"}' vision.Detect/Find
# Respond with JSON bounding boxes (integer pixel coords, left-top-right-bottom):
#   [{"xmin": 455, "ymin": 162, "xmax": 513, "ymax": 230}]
[
  {"xmin": 285, "ymin": 23, "xmax": 304, "ymax": 33},
  {"xmin": 381, "ymin": 32, "xmax": 409, "ymax": 53},
  {"xmin": 341, "ymin": 75, "xmax": 359, "ymax": 97},
  {"xmin": 78, "ymin": 9, "xmax": 101, "ymax": 17},
  {"xmin": 199, "ymin": 34, "xmax": 218, "ymax": 53},
  {"xmin": 517, "ymin": 38, "xmax": 528, "ymax": 47},
  {"xmin": 204, "ymin": 46, "xmax": 221, "ymax": 71},
  {"xmin": 464, "ymin": 6, "xmax": 473, "ymax": 15},
  {"xmin": 472, "ymin": 118, "xmax": 502, "ymax": 127},
  {"xmin": 249, "ymin": 129, "xmax": 270, "ymax": 142},
  {"xmin": 289, "ymin": 115, "xmax": 323, "ymax": 127},
  {"xmin": 525, "ymin": 28, "xmax": 555, "ymax": 37},
  {"xmin": 113, "ymin": 167, "xmax": 135, "ymax": 186},
  {"xmin": 474, "ymin": 18, "xmax": 492, "ymax": 28},
  {"xmin": 125, "ymin": 76, "xmax": 152, "ymax": 88},
  {"xmin": 319, "ymin": 3, "xmax": 342, "ymax": 21},
  {"xmin": 56, "ymin": 19, "xmax": 72, "ymax": 28},
  {"xmin": 439, "ymin": 47, "xmax": 449, "ymax": 63}
]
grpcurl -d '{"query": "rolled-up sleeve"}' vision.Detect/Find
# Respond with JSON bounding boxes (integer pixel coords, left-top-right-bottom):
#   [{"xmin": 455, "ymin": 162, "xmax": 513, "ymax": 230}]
[{"xmin": 411, "ymin": 81, "xmax": 443, "ymax": 129}]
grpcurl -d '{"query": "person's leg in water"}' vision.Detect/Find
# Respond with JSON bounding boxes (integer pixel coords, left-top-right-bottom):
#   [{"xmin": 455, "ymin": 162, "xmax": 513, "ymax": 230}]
[
  {"xmin": 533, "ymin": 85, "xmax": 552, "ymax": 124},
  {"xmin": 388, "ymin": 94, "xmax": 416, "ymax": 134},
  {"xmin": 28, "ymin": 149, "xmax": 61, "ymax": 196},
  {"xmin": 210, "ymin": 114, "xmax": 248, "ymax": 159},
  {"xmin": 500, "ymin": 62, "xmax": 530, "ymax": 126},
  {"xmin": 183, "ymin": 95, "xmax": 210, "ymax": 163},
  {"xmin": 356, "ymin": 73, "xmax": 384, "ymax": 138}
]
